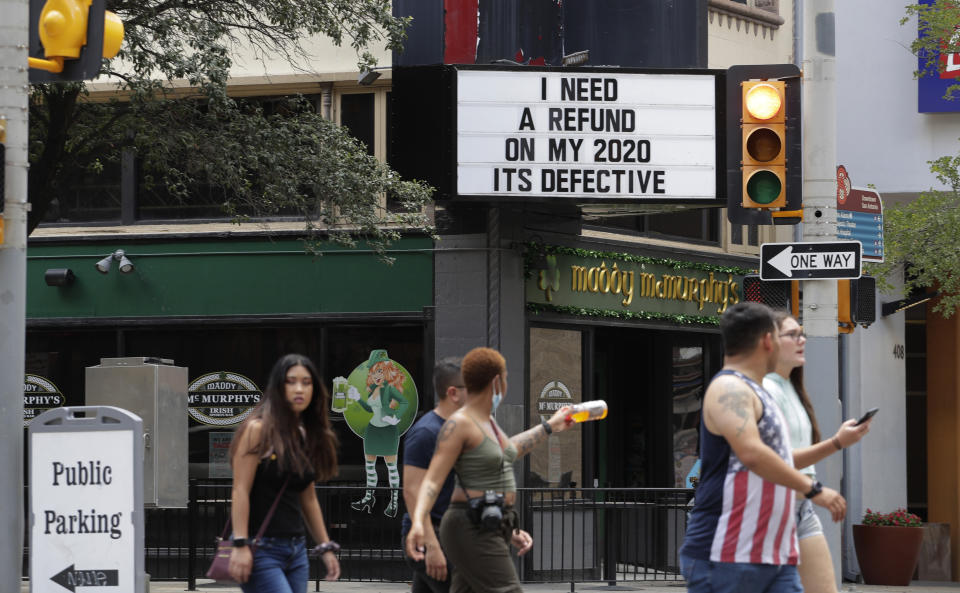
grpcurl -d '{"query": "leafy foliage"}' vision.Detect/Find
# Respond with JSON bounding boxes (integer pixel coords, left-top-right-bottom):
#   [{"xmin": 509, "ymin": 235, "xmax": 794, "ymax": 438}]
[
  {"xmin": 862, "ymin": 508, "xmax": 922, "ymax": 527},
  {"xmin": 903, "ymin": 1, "xmax": 960, "ymax": 99},
  {"xmin": 28, "ymin": 0, "xmax": 434, "ymax": 256},
  {"xmin": 869, "ymin": 155, "xmax": 960, "ymax": 317}
]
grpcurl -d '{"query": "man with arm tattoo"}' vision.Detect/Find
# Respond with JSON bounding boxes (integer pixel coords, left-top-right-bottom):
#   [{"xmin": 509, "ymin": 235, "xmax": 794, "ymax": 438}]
[
  {"xmin": 679, "ymin": 302, "xmax": 846, "ymax": 593},
  {"xmin": 401, "ymin": 358, "xmax": 468, "ymax": 593}
]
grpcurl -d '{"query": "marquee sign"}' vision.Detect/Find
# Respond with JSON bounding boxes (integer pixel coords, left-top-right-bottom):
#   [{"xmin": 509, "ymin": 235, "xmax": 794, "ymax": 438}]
[{"xmin": 456, "ymin": 67, "xmax": 721, "ymax": 203}]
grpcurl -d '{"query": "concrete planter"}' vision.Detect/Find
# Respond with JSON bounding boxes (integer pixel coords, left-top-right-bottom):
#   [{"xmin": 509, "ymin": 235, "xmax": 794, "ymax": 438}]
[{"xmin": 852, "ymin": 524, "xmax": 924, "ymax": 586}]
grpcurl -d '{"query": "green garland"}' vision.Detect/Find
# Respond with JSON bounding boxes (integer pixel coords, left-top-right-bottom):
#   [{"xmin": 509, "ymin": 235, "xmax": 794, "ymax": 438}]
[
  {"xmin": 521, "ymin": 242, "xmax": 755, "ymax": 277},
  {"xmin": 527, "ymin": 302, "xmax": 722, "ymax": 326}
]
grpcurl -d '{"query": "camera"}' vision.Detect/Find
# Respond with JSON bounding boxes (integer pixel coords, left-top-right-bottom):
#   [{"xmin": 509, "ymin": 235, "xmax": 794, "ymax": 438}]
[{"xmin": 467, "ymin": 490, "xmax": 504, "ymax": 531}]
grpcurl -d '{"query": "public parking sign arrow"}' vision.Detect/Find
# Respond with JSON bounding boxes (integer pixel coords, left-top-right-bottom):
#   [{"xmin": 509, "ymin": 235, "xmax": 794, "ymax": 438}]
[
  {"xmin": 760, "ymin": 241, "xmax": 862, "ymax": 280},
  {"xmin": 51, "ymin": 565, "xmax": 119, "ymax": 592}
]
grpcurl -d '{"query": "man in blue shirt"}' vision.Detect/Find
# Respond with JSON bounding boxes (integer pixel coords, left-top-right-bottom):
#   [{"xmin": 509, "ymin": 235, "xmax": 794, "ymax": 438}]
[{"xmin": 401, "ymin": 357, "xmax": 466, "ymax": 593}]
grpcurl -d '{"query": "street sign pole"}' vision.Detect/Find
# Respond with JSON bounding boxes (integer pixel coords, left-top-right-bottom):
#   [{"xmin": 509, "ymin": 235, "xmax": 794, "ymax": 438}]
[
  {"xmin": 0, "ymin": 1, "xmax": 29, "ymax": 591},
  {"xmin": 801, "ymin": 0, "xmax": 842, "ymax": 586}
]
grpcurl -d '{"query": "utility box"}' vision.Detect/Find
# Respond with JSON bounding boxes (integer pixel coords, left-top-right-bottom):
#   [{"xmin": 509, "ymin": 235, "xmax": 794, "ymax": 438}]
[{"xmin": 86, "ymin": 357, "xmax": 188, "ymax": 507}]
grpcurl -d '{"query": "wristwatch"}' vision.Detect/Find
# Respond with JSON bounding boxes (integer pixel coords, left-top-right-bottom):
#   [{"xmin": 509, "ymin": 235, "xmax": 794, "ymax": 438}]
[
  {"xmin": 231, "ymin": 537, "xmax": 248, "ymax": 548},
  {"xmin": 804, "ymin": 480, "xmax": 823, "ymax": 499},
  {"xmin": 541, "ymin": 420, "xmax": 553, "ymax": 435},
  {"xmin": 314, "ymin": 540, "xmax": 341, "ymax": 555}
]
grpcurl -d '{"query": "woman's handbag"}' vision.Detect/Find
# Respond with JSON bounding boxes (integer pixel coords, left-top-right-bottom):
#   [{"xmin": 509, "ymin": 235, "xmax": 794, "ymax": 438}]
[{"xmin": 206, "ymin": 479, "xmax": 289, "ymax": 582}]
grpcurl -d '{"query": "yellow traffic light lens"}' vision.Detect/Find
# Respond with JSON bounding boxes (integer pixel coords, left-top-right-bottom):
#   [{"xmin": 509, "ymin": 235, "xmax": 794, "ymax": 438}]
[
  {"xmin": 745, "ymin": 170, "xmax": 782, "ymax": 205},
  {"xmin": 745, "ymin": 127, "xmax": 783, "ymax": 162},
  {"xmin": 745, "ymin": 84, "xmax": 783, "ymax": 120}
]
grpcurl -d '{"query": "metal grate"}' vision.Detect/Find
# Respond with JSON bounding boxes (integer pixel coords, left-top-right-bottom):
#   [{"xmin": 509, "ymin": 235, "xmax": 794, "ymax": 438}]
[{"xmin": 742, "ymin": 275, "xmax": 790, "ymax": 310}]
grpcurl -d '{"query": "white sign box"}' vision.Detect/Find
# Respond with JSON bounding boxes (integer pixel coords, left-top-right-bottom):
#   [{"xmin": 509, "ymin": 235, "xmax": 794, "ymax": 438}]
[
  {"xmin": 30, "ymin": 407, "xmax": 144, "ymax": 593},
  {"xmin": 456, "ymin": 69, "xmax": 718, "ymax": 201}
]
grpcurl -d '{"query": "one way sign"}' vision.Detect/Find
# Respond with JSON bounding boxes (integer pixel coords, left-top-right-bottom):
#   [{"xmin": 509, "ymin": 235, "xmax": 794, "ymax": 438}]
[{"xmin": 760, "ymin": 241, "xmax": 862, "ymax": 280}]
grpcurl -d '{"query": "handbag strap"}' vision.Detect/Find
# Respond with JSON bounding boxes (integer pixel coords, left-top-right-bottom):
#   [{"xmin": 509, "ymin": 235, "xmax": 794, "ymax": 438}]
[{"xmin": 219, "ymin": 477, "xmax": 291, "ymax": 542}]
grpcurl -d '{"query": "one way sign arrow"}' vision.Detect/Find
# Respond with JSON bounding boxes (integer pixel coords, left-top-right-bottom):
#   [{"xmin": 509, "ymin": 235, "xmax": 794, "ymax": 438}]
[
  {"xmin": 51, "ymin": 565, "xmax": 119, "ymax": 592},
  {"xmin": 760, "ymin": 241, "xmax": 862, "ymax": 280}
]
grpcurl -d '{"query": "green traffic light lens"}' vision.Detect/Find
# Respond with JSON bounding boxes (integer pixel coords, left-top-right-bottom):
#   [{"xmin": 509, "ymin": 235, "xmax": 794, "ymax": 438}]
[{"xmin": 746, "ymin": 170, "xmax": 782, "ymax": 204}]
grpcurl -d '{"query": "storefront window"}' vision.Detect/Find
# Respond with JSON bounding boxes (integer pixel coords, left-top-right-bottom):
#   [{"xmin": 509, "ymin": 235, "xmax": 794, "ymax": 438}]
[
  {"xmin": 25, "ymin": 322, "xmax": 426, "ymax": 483},
  {"xmin": 672, "ymin": 345, "xmax": 704, "ymax": 488}
]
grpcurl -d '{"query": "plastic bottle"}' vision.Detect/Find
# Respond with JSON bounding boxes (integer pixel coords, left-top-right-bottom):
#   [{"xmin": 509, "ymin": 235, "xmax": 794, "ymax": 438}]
[{"xmin": 566, "ymin": 400, "xmax": 608, "ymax": 423}]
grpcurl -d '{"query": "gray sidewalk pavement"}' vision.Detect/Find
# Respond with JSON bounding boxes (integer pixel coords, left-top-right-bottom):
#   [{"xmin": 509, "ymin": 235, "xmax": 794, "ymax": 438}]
[{"xmin": 21, "ymin": 578, "xmax": 960, "ymax": 593}]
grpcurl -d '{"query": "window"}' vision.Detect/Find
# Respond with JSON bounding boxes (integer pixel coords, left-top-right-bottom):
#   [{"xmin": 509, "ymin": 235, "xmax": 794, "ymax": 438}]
[
  {"xmin": 25, "ymin": 321, "xmax": 427, "ymax": 482},
  {"xmin": 334, "ymin": 87, "xmax": 406, "ymax": 212},
  {"xmin": 38, "ymin": 94, "xmax": 327, "ymax": 226}
]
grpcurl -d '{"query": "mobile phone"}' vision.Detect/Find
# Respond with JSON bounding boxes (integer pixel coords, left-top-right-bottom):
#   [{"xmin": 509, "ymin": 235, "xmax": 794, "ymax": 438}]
[{"xmin": 855, "ymin": 407, "xmax": 879, "ymax": 426}]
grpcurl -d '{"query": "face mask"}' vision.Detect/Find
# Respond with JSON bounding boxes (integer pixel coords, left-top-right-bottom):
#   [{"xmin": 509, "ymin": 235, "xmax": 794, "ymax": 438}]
[{"xmin": 491, "ymin": 391, "xmax": 503, "ymax": 413}]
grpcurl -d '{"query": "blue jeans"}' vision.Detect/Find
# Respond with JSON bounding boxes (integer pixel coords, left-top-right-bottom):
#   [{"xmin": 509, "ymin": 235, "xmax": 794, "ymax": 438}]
[
  {"xmin": 241, "ymin": 536, "xmax": 309, "ymax": 593},
  {"xmin": 680, "ymin": 554, "xmax": 802, "ymax": 593}
]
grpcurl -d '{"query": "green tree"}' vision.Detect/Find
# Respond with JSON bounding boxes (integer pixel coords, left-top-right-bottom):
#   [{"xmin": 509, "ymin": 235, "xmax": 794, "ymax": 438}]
[
  {"xmin": 29, "ymin": 0, "xmax": 433, "ymax": 255},
  {"xmin": 870, "ymin": 155, "xmax": 960, "ymax": 316},
  {"xmin": 873, "ymin": 2, "xmax": 960, "ymax": 315}
]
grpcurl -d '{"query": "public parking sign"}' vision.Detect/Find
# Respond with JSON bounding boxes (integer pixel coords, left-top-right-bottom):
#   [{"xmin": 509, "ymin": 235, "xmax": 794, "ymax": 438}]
[
  {"xmin": 760, "ymin": 241, "xmax": 862, "ymax": 280},
  {"xmin": 30, "ymin": 407, "xmax": 145, "ymax": 593}
]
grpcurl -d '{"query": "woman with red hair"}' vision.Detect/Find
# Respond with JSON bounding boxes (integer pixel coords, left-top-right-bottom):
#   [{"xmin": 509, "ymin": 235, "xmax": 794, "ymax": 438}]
[{"xmin": 406, "ymin": 347, "xmax": 577, "ymax": 593}]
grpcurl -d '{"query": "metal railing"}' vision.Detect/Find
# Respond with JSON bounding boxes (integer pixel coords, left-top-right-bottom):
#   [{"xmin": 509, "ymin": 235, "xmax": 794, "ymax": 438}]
[{"xmin": 45, "ymin": 482, "xmax": 692, "ymax": 589}]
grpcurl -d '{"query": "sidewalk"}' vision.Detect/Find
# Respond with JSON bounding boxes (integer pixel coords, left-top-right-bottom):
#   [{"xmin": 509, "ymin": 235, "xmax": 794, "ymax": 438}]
[{"xmin": 42, "ymin": 578, "xmax": 957, "ymax": 593}]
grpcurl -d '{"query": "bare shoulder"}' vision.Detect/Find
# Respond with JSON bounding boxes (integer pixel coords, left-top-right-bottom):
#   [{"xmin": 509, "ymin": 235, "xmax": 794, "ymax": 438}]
[
  {"xmin": 703, "ymin": 374, "xmax": 761, "ymax": 434},
  {"xmin": 237, "ymin": 419, "xmax": 264, "ymax": 454},
  {"xmin": 439, "ymin": 410, "xmax": 481, "ymax": 448}
]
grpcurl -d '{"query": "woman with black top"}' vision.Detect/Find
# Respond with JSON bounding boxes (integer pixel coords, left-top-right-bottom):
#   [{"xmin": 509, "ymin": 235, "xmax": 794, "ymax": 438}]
[{"xmin": 228, "ymin": 354, "xmax": 342, "ymax": 591}]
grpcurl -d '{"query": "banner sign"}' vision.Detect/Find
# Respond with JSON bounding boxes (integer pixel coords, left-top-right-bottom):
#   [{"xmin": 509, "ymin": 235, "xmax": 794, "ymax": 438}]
[
  {"xmin": 456, "ymin": 68, "xmax": 720, "ymax": 203},
  {"xmin": 526, "ymin": 249, "xmax": 744, "ymax": 318}
]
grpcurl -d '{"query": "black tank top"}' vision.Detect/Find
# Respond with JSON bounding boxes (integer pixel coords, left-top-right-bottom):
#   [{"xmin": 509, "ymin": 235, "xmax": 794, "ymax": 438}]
[{"xmin": 249, "ymin": 455, "xmax": 316, "ymax": 538}]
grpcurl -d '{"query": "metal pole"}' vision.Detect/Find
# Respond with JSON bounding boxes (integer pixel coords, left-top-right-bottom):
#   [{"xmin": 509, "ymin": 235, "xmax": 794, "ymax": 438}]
[
  {"xmin": 800, "ymin": 0, "xmax": 843, "ymax": 586},
  {"xmin": 0, "ymin": 0, "xmax": 28, "ymax": 589}
]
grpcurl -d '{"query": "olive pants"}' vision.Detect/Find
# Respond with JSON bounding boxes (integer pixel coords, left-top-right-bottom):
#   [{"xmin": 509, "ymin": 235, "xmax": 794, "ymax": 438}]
[{"xmin": 439, "ymin": 502, "xmax": 522, "ymax": 593}]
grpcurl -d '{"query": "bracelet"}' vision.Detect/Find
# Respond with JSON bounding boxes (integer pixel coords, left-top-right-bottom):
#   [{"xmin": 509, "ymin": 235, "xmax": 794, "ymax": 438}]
[
  {"xmin": 832, "ymin": 436, "xmax": 843, "ymax": 450},
  {"xmin": 314, "ymin": 540, "xmax": 340, "ymax": 555},
  {"xmin": 541, "ymin": 420, "xmax": 553, "ymax": 435}
]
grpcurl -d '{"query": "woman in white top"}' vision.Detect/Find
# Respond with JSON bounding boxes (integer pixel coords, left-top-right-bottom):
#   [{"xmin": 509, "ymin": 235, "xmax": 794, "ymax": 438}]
[{"xmin": 764, "ymin": 311, "xmax": 873, "ymax": 593}]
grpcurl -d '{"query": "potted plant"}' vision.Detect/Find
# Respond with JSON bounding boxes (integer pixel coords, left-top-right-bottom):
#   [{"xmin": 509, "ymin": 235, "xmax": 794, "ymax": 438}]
[{"xmin": 852, "ymin": 508, "xmax": 924, "ymax": 586}]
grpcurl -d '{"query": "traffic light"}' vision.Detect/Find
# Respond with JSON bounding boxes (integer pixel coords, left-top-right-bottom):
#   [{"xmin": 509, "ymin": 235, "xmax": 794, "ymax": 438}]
[
  {"xmin": 28, "ymin": 0, "xmax": 124, "ymax": 82},
  {"xmin": 838, "ymin": 276, "xmax": 877, "ymax": 333},
  {"xmin": 726, "ymin": 64, "xmax": 802, "ymax": 225},
  {"xmin": 742, "ymin": 81, "xmax": 786, "ymax": 208},
  {"xmin": 742, "ymin": 274, "xmax": 800, "ymax": 318}
]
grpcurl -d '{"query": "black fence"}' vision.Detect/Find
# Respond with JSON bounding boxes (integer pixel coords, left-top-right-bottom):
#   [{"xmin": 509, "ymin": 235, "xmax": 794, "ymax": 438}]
[{"xmin": 83, "ymin": 482, "xmax": 693, "ymax": 589}]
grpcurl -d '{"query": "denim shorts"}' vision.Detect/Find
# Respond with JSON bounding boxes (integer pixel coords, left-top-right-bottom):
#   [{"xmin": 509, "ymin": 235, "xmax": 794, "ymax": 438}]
[
  {"xmin": 796, "ymin": 498, "xmax": 824, "ymax": 541},
  {"xmin": 241, "ymin": 535, "xmax": 309, "ymax": 593},
  {"xmin": 680, "ymin": 554, "xmax": 802, "ymax": 593}
]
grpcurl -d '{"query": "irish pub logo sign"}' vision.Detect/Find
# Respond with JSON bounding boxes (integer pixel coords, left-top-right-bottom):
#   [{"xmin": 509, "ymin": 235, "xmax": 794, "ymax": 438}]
[{"xmin": 528, "ymin": 247, "xmax": 746, "ymax": 320}]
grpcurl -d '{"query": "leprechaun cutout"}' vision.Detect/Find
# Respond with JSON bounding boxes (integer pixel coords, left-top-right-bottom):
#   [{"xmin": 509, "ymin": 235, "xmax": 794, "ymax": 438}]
[{"xmin": 334, "ymin": 349, "xmax": 418, "ymax": 517}]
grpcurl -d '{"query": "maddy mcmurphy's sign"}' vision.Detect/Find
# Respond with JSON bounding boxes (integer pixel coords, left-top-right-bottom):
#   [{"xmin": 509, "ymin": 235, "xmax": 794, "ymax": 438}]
[
  {"xmin": 188, "ymin": 372, "xmax": 262, "ymax": 426},
  {"xmin": 24, "ymin": 375, "xmax": 65, "ymax": 427},
  {"xmin": 527, "ymin": 248, "xmax": 745, "ymax": 320}
]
